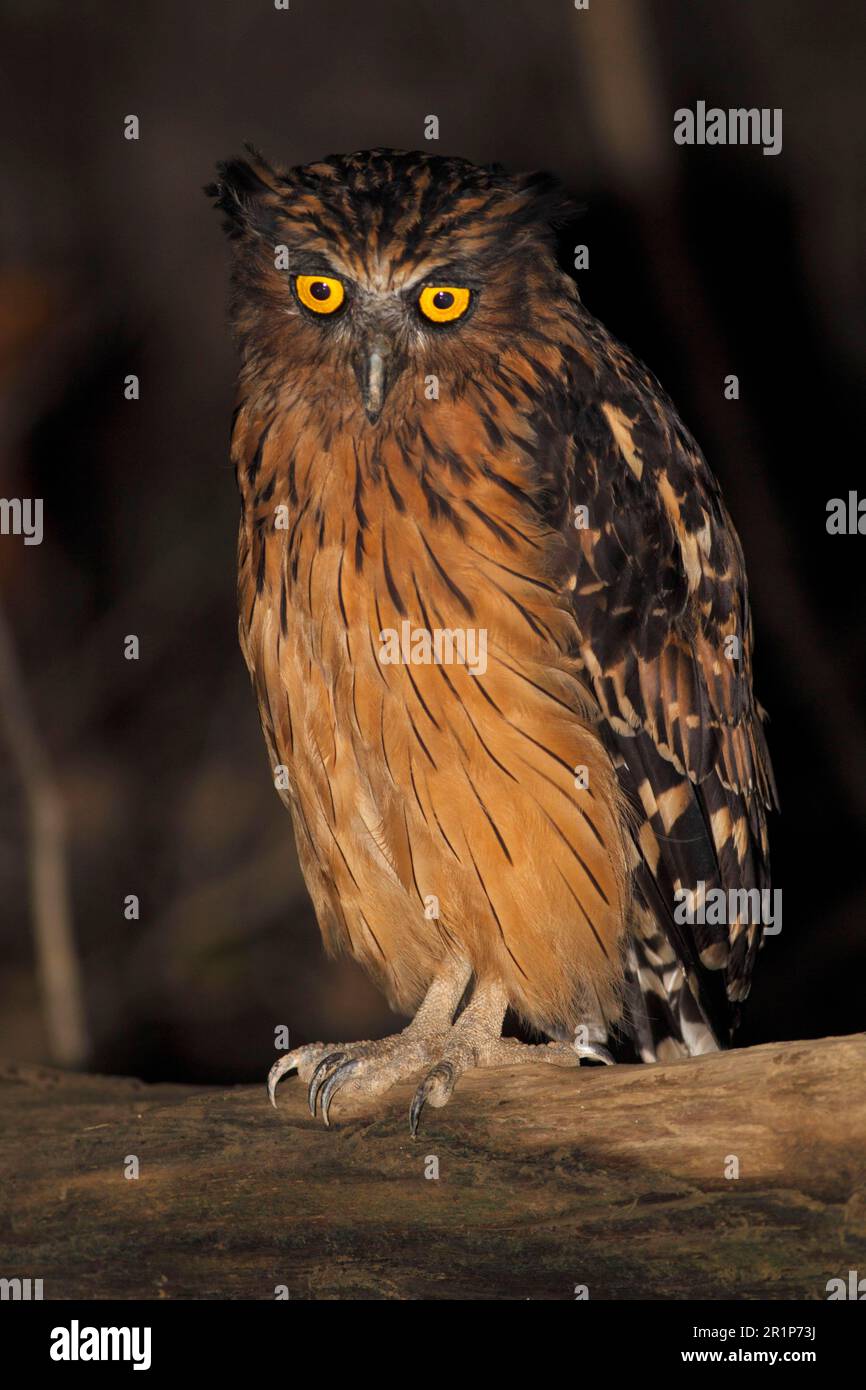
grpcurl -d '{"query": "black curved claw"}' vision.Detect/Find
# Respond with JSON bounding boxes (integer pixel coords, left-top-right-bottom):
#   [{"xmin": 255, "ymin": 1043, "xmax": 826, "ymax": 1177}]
[
  {"xmin": 576, "ymin": 1042, "xmax": 615, "ymax": 1066},
  {"xmin": 408, "ymin": 1088, "xmax": 426, "ymax": 1139},
  {"xmin": 409, "ymin": 1061, "xmax": 454, "ymax": 1138},
  {"xmin": 320, "ymin": 1058, "xmax": 361, "ymax": 1127},
  {"xmin": 308, "ymin": 1051, "xmax": 346, "ymax": 1117}
]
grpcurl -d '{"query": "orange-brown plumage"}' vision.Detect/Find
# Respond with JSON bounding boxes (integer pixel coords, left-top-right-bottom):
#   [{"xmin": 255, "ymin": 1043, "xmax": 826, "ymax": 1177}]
[
  {"xmin": 210, "ymin": 147, "xmax": 775, "ymax": 1127},
  {"xmin": 235, "ymin": 388, "xmax": 630, "ymax": 1034}
]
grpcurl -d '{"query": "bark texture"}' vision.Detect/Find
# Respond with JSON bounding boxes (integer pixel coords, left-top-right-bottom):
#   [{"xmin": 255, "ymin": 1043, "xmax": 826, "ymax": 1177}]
[{"xmin": 1, "ymin": 1034, "xmax": 864, "ymax": 1300}]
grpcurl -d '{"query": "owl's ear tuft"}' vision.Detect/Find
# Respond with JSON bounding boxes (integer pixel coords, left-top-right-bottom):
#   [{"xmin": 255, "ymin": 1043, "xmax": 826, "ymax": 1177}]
[
  {"xmin": 510, "ymin": 169, "xmax": 583, "ymax": 238},
  {"xmin": 206, "ymin": 148, "xmax": 282, "ymax": 241}
]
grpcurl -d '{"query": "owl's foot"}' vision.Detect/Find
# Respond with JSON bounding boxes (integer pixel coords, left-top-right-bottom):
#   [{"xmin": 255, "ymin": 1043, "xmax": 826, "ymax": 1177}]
[
  {"xmin": 267, "ymin": 957, "xmax": 473, "ymax": 1126},
  {"xmin": 407, "ymin": 982, "xmax": 613, "ymax": 1135},
  {"xmin": 275, "ymin": 1032, "xmax": 443, "ymax": 1127},
  {"xmin": 267, "ymin": 966, "xmax": 612, "ymax": 1133}
]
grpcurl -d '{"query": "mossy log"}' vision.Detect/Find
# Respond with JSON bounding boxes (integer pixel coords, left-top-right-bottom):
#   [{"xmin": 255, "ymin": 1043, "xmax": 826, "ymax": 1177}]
[{"xmin": 1, "ymin": 1034, "xmax": 864, "ymax": 1300}]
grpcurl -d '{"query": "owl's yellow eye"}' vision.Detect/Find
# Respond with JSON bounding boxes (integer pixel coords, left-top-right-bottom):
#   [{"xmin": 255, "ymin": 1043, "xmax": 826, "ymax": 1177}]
[
  {"xmin": 418, "ymin": 285, "xmax": 471, "ymax": 324},
  {"xmin": 295, "ymin": 274, "xmax": 345, "ymax": 315}
]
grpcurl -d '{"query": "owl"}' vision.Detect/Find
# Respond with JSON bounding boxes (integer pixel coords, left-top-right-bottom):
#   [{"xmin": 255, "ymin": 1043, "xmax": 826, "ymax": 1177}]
[{"xmin": 208, "ymin": 147, "xmax": 776, "ymax": 1134}]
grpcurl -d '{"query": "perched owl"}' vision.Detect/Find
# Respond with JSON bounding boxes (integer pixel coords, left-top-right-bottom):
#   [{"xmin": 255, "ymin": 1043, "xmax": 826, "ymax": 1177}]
[{"xmin": 208, "ymin": 147, "xmax": 776, "ymax": 1133}]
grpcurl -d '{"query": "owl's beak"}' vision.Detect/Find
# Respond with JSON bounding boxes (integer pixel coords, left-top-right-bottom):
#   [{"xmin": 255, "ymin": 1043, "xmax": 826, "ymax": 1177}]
[{"xmin": 356, "ymin": 339, "xmax": 393, "ymax": 424}]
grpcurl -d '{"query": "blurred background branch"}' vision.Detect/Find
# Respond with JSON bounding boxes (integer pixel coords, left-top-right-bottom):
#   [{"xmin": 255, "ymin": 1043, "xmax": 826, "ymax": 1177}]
[{"xmin": 0, "ymin": 604, "xmax": 88, "ymax": 1066}]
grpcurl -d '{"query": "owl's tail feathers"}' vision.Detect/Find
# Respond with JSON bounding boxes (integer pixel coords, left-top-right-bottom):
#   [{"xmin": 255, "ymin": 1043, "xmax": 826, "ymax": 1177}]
[
  {"xmin": 545, "ymin": 895, "xmax": 722, "ymax": 1063},
  {"xmin": 619, "ymin": 909, "xmax": 722, "ymax": 1063}
]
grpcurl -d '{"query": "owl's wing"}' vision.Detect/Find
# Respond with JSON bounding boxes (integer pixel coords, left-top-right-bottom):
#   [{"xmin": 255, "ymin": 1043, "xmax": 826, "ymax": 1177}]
[{"xmin": 551, "ymin": 324, "xmax": 777, "ymax": 1060}]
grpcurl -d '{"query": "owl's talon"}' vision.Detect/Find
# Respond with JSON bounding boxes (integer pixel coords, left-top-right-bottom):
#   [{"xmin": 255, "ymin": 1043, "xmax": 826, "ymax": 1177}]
[
  {"xmin": 308, "ymin": 1051, "xmax": 347, "ymax": 1116},
  {"xmin": 574, "ymin": 1042, "xmax": 614, "ymax": 1066},
  {"xmin": 409, "ymin": 1061, "xmax": 455, "ymax": 1137},
  {"xmin": 268, "ymin": 1044, "xmax": 325, "ymax": 1108},
  {"xmin": 320, "ymin": 1058, "xmax": 361, "ymax": 1127},
  {"xmin": 408, "ymin": 1091, "xmax": 425, "ymax": 1138}
]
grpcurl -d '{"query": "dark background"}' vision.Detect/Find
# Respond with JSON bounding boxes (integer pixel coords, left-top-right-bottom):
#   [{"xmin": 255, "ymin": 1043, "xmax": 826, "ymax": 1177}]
[{"xmin": 0, "ymin": 0, "xmax": 863, "ymax": 1082}]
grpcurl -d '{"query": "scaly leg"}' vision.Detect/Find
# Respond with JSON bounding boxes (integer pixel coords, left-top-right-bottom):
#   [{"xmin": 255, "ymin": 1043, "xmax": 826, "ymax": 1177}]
[{"xmin": 407, "ymin": 979, "xmax": 612, "ymax": 1135}]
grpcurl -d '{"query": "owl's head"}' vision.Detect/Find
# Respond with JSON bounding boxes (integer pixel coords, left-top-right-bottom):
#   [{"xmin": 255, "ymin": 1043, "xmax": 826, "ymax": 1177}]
[{"xmin": 207, "ymin": 147, "xmax": 575, "ymax": 427}]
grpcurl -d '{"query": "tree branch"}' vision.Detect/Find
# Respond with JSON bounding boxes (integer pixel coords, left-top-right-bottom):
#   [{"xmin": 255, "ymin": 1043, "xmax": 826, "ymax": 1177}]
[
  {"xmin": 1, "ymin": 1033, "xmax": 863, "ymax": 1299},
  {"xmin": 0, "ymin": 606, "xmax": 88, "ymax": 1067}
]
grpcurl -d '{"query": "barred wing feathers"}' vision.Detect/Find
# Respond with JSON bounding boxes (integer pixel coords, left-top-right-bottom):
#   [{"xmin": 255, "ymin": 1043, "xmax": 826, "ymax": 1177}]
[{"xmin": 555, "ymin": 320, "xmax": 778, "ymax": 1059}]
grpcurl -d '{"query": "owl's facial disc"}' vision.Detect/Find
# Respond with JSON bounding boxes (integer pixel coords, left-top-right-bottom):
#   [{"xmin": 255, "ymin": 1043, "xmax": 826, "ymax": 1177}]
[
  {"xmin": 349, "ymin": 274, "xmax": 474, "ymax": 424},
  {"xmin": 290, "ymin": 254, "xmax": 478, "ymax": 424}
]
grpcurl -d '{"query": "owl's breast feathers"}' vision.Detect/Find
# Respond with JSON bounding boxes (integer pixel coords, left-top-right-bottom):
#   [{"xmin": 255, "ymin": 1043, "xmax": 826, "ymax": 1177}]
[{"xmin": 234, "ymin": 300, "xmax": 775, "ymax": 1058}]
